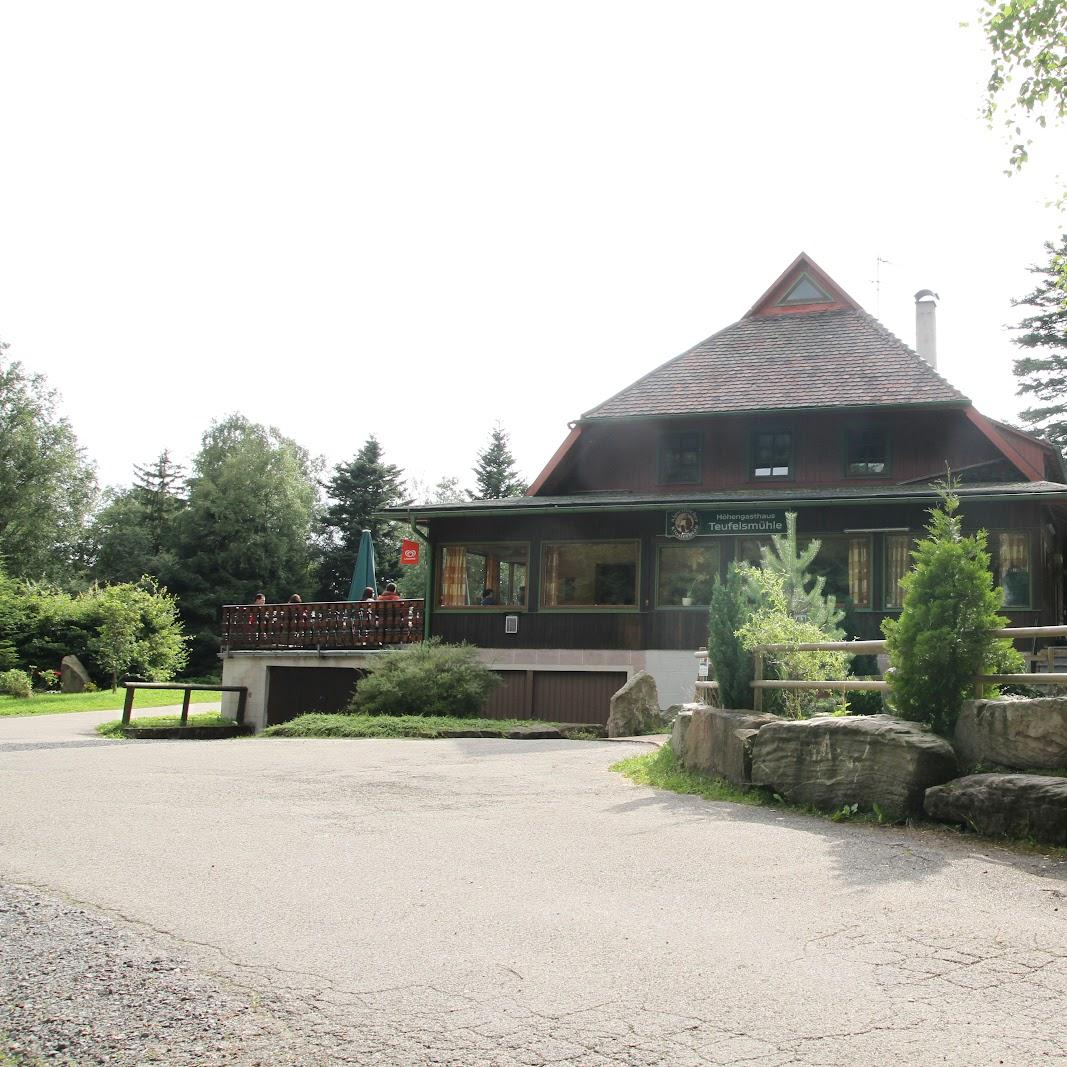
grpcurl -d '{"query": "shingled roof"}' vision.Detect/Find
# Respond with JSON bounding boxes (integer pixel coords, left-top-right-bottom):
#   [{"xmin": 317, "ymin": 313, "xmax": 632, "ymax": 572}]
[{"xmin": 581, "ymin": 254, "xmax": 969, "ymax": 421}]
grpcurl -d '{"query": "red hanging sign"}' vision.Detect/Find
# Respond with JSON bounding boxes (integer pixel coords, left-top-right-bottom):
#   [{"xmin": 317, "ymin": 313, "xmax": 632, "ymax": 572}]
[{"xmin": 400, "ymin": 539, "xmax": 420, "ymax": 565}]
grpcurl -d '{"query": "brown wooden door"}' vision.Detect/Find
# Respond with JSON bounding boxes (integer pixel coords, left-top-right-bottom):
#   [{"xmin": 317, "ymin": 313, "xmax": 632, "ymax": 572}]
[{"xmin": 265, "ymin": 666, "xmax": 364, "ymax": 726}]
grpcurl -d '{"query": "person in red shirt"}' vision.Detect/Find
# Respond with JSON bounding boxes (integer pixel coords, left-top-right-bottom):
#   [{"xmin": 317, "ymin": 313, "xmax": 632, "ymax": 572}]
[{"xmin": 377, "ymin": 582, "xmax": 401, "ymax": 601}]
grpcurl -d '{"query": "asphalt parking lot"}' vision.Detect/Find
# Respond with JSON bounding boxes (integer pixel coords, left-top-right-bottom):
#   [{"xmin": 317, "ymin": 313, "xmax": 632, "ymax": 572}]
[{"xmin": 1, "ymin": 711, "xmax": 1065, "ymax": 1066}]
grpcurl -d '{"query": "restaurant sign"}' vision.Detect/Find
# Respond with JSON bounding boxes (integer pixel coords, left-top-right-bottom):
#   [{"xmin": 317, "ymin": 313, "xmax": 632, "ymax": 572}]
[{"xmin": 666, "ymin": 509, "xmax": 787, "ymax": 540}]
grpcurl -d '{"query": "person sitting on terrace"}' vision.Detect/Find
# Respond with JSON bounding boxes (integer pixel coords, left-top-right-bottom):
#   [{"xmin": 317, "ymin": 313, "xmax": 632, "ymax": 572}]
[
  {"xmin": 480, "ymin": 587, "xmax": 497, "ymax": 605},
  {"xmin": 361, "ymin": 586, "xmax": 376, "ymax": 601},
  {"xmin": 378, "ymin": 582, "xmax": 401, "ymax": 601},
  {"xmin": 288, "ymin": 594, "xmax": 302, "ymax": 604},
  {"xmin": 253, "ymin": 593, "xmax": 266, "ymax": 606}
]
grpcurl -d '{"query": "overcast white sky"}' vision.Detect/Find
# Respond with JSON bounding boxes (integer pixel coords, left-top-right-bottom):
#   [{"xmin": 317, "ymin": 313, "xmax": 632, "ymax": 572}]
[{"xmin": 1, "ymin": 1, "xmax": 1063, "ymax": 496}]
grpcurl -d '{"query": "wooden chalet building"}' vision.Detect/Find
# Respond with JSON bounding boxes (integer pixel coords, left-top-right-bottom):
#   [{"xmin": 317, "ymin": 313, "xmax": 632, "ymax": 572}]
[{"xmin": 392, "ymin": 254, "xmax": 1067, "ymax": 718}]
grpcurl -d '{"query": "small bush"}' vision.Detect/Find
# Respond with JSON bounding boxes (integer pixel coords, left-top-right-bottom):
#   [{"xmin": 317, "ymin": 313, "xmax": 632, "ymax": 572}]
[
  {"xmin": 0, "ymin": 669, "xmax": 33, "ymax": 699},
  {"xmin": 348, "ymin": 640, "xmax": 501, "ymax": 718}
]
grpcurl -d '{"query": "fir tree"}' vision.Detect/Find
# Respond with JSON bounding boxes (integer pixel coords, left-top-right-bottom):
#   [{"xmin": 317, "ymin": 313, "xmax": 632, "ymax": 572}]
[
  {"xmin": 132, "ymin": 449, "xmax": 185, "ymax": 554},
  {"xmin": 707, "ymin": 563, "xmax": 755, "ymax": 709},
  {"xmin": 469, "ymin": 423, "xmax": 527, "ymax": 499},
  {"xmin": 319, "ymin": 435, "xmax": 410, "ymax": 598},
  {"xmin": 1012, "ymin": 235, "xmax": 1067, "ymax": 457},
  {"xmin": 751, "ymin": 512, "xmax": 844, "ymax": 637}
]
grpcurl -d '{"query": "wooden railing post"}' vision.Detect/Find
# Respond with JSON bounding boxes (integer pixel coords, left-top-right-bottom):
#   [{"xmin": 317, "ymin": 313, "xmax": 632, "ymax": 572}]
[
  {"xmin": 753, "ymin": 651, "xmax": 764, "ymax": 712},
  {"xmin": 179, "ymin": 688, "xmax": 192, "ymax": 727},
  {"xmin": 121, "ymin": 685, "xmax": 135, "ymax": 726}
]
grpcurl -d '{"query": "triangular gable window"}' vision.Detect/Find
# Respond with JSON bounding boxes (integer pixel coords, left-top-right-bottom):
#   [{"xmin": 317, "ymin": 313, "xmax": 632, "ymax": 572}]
[{"xmin": 777, "ymin": 273, "xmax": 832, "ymax": 306}]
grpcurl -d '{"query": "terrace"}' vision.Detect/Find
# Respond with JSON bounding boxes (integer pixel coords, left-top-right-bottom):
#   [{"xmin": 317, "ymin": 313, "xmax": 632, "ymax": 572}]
[{"xmin": 221, "ymin": 599, "xmax": 424, "ymax": 652}]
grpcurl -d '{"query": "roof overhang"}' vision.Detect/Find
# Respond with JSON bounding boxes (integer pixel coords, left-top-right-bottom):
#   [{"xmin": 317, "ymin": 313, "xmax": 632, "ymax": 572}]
[
  {"xmin": 384, "ymin": 483, "xmax": 1067, "ymax": 522},
  {"xmin": 576, "ymin": 400, "xmax": 971, "ymax": 426}
]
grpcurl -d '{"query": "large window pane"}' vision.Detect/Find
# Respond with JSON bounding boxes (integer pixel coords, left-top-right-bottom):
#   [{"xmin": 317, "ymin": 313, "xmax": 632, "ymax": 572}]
[
  {"xmin": 438, "ymin": 544, "xmax": 528, "ymax": 607},
  {"xmin": 811, "ymin": 536, "xmax": 871, "ymax": 610},
  {"xmin": 884, "ymin": 534, "xmax": 913, "ymax": 610},
  {"xmin": 542, "ymin": 542, "xmax": 639, "ymax": 607},
  {"xmin": 738, "ymin": 537, "xmax": 772, "ymax": 565},
  {"xmin": 657, "ymin": 543, "xmax": 721, "ymax": 607},
  {"xmin": 993, "ymin": 532, "xmax": 1031, "ymax": 608}
]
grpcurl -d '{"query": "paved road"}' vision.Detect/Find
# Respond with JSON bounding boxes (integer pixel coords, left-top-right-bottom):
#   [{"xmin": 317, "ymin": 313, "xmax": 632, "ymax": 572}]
[{"xmin": 1, "ymin": 713, "xmax": 1065, "ymax": 1065}]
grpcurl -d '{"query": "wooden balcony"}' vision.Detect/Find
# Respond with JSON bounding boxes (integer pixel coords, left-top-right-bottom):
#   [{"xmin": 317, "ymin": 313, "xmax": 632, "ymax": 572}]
[{"xmin": 221, "ymin": 600, "xmax": 424, "ymax": 652}]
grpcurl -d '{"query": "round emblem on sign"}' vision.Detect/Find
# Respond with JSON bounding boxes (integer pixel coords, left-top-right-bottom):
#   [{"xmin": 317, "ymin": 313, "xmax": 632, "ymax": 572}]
[{"xmin": 671, "ymin": 510, "xmax": 699, "ymax": 540}]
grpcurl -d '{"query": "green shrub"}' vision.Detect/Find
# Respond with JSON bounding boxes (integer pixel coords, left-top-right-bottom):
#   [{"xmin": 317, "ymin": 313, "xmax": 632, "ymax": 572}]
[
  {"xmin": 737, "ymin": 568, "xmax": 851, "ymax": 718},
  {"xmin": 348, "ymin": 639, "xmax": 501, "ymax": 718},
  {"xmin": 0, "ymin": 669, "xmax": 32, "ymax": 699},
  {"xmin": 882, "ymin": 484, "xmax": 1010, "ymax": 737},
  {"xmin": 707, "ymin": 564, "xmax": 755, "ymax": 708}
]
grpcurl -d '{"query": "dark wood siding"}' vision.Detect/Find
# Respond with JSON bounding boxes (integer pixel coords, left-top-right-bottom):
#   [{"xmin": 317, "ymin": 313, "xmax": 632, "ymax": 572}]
[
  {"xmin": 548, "ymin": 409, "xmax": 1007, "ymax": 495},
  {"xmin": 426, "ymin": 499, "xmax": 1063, "ymax": 649},
  {"xmin": 265, "ymin": 666, "xmax": 364, "ymax": 726}
]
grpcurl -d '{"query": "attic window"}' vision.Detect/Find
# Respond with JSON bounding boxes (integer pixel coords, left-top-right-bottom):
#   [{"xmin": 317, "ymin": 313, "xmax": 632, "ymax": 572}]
[
  {"xmin": 658, "ymin": 431, "xmax": 702, "ymax": 485},
  {"xmin": 777, "ymin": 273, "xmax": 832, "ymax": 306}
]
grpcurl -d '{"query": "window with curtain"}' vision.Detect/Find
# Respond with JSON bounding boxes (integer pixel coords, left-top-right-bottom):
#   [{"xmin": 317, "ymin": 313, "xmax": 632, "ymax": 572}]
[
  {"xmin": 810, "ymin": 536, "xmax": 871, "ymax": 610},
  {"xmin": 437, "ymin": 544, "xmax": 528, "ymax": 607},
  {"xmin": 657, "ymin": 543, "xmax": 721, "ymax": 607},
  {"xmin": 884, "ymin": 534, "xmax": 913, "ymax": 610},
  {"xmin": 992, "ymin": 531, "xmax": 1031, "ymax": 608},
  {"xmin": 541, "ymin": 542, "xmax": 639, "ymax": 607}
]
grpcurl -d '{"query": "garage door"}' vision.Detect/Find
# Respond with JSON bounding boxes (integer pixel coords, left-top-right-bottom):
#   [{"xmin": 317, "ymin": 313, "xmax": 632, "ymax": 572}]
[
  {"xmin": 480, "ymin": 670, "xmax": 628, "ymax": 725},
  {"xmin": 265, "ymin": 666, "xmax": 365, "ymax": 726}
]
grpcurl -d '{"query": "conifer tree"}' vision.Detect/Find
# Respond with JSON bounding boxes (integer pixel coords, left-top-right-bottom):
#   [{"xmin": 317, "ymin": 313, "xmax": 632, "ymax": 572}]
[
  {"xmin": 1012, "ymin": 235, "xmax": 1067, "ymax": 457},
  {"xmin": 469, "ymin": 423, "xmax": 527, "ymax": 499},
  {"xmin": 751, "ymin": 512, "xmax": 844, "ymax": 637},
  {"xmin": 132, "ymin": 449, "xmax": 185, "ymax": 554},
  {"xmin": 319, "ymin": 435, "xmax": 410, "ymax": 598}
]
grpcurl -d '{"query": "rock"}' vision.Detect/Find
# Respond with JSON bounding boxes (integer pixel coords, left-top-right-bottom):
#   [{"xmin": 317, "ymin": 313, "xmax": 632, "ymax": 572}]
[
  {"xmin": 671, "ymin": 708, "xmax": 693, "ymax": 758},
  {"xmin": 954, "ymin": 698, "xmax": 1067, "ymax": 772},
  {"xmin": 750, "ymin": 714, "xmax": 957, "ymax": 820},
  {"xmin": 606, "ymin": 671, "xmax": 661, "ymax": 738},
  {"xmin": 60, "ymin": 655, "xmax": 91, "ymax": 694},
  {"xmin": 672, "ymin": 706, "xmax": 778, "ymax": 788},
  {"xmin": 924, "ymin": 773, "xmax": 1067, "ymax": 846},
  {"xmin": 661, "ymin": 704, "xmax": 686, "ymax": 726}
]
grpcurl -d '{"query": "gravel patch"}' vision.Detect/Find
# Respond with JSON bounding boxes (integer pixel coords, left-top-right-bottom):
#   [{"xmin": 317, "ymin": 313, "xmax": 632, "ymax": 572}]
[{"xmin": 0, "ymin": 882, "xmax": 315, "ymax": 1066}]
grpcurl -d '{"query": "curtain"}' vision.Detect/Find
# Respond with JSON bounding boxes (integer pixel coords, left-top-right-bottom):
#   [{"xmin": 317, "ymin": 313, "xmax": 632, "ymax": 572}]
[
  {"xmin": 543, "ymin": 546, "xmax": 561, "ymax": 606},
  {"xmin": 884, "ymin": 535, "xmax": 910, "ymax": 610},
  {"xmin": 848, "ymin": 537, "xmax": 871, "ymax": 609},
  {"xmin": 440, "ymin": 547, "xmax": 468, "ymax": 606},
  {"xmin": 997, "ymin": 532, "xmax": 1030, "ymax": 607}
]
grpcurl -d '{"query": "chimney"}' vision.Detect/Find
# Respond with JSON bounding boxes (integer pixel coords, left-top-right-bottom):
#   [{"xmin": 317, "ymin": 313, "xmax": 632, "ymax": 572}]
[{"xmin": 914, "ymin": 289, "xmax": 938, "ymax": 369}]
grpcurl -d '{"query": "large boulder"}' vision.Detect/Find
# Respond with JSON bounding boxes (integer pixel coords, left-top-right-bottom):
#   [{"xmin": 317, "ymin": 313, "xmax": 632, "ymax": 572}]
[
  {"xmin": 925, "ymin": 773, "xmax": 1067, "ymax": 846},
  {"xmin": 954, "ymin": 698, "xmax": 1067, "ymax": 772},
  {"xmin": 60, "ymin": 655, "xmax": 91, "ymax": 693},
  {"xmin": 750, "ymin": 714, "xmax": 957, "ymax": 820},
  {"xmin": 606, "ymin": 671, "xmax": 661, "ymax": 737},
  {"xmin": 672, "ymin": 706, "xmax": 778, "ymax": 788}
]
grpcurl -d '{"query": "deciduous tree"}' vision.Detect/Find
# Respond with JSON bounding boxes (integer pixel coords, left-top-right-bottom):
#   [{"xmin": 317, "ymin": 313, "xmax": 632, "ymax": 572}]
[{"xmin": 0, "ymin": 344, "xmax": 97, "ymax": 582}]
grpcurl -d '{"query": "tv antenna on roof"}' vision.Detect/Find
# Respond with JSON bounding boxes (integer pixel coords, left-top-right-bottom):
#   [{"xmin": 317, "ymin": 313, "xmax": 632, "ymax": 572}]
[{"xmin": 872, "ymin": 256, "xmax": 892, "ymax": 316}]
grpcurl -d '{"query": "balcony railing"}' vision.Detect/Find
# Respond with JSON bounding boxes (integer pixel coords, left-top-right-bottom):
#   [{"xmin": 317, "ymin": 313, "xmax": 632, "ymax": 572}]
[{"xmin": 221, "ymin": 600, "xmax": 424, "ymax": 651}]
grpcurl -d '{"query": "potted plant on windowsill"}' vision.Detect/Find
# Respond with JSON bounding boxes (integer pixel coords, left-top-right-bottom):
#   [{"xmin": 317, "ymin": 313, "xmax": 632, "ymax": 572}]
[{"xmin": 681, "ymin": 588, "xmax": 694, "ymax": 607}]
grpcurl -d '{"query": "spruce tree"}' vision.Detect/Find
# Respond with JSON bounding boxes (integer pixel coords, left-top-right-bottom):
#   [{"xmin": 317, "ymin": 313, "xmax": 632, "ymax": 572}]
[
  {"xmin": 751, "ymin": 512, "xmax": 844, "ymax": 637},
  {"xmin": 132, "ymin": 449, "xmax": 185, "ymax": 554},
  {"xmin": 707, "ymin": 563, "xmax": 755, "ymax": 709},
  {"xmin": 319, "ymin": 435, "xmax": 410, "ymax": 598},
  {"xmin": 469, "ymin": 423, "xmax": 526, "ymax": 499},
  {"xmin": 1012, "ymin": 235, "xmax": 1067, "ymax": 458}
]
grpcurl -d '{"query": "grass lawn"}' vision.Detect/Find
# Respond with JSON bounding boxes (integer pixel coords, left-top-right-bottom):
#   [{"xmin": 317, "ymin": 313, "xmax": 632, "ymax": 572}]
[
  {"xmin": 262, "ymin": 713, "xmax": 598, "ymax": 739},
  {"xmin": 611, "ymin": 746, "xmax": 766, "ymax": 807},
  {"xmin": 0, "ymin": 689, "xmax": 221, "ymax": 719},
  {"xmin": 96, "ymin": 713, "xmax": 234, "ymax": 738}
]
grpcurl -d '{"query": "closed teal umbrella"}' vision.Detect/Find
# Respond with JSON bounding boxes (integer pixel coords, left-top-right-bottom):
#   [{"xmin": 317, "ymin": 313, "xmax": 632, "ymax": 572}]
[{"xmin": 347, "ymin": 529, "xmax": 377, "ymax": 601}]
